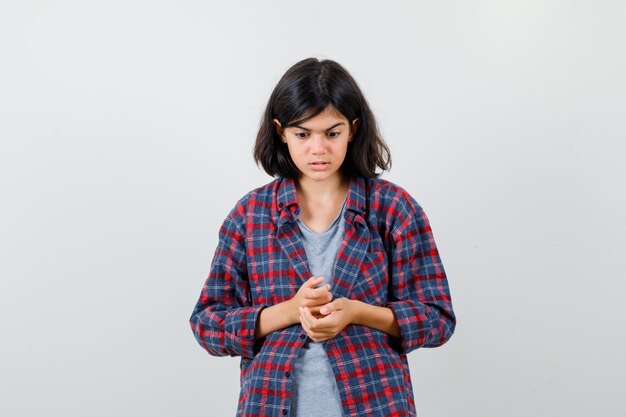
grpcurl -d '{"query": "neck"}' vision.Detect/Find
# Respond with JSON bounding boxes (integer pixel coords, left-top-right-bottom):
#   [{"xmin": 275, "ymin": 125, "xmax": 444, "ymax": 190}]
[{"xmin": 295, "ymin": 172, "xmax": 349, "ymax": 204}]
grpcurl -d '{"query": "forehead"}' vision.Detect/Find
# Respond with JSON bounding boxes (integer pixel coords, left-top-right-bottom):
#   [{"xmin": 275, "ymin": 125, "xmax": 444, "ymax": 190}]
[{"xmin": 291, "ymin": 106, "xmax": 347, "ymax": 127}]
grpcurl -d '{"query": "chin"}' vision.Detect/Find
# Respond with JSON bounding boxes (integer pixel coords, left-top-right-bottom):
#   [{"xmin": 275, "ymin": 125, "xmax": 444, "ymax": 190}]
[{"xmin": 308, "ymin": 170, "xmax": 340, "ymax": 181}]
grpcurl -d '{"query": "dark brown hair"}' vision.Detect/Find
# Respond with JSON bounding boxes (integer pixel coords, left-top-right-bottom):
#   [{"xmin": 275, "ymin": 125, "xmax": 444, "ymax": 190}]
[{"xmin": 253, "ymin": 57, "xmax": 391, "ymax": 178}]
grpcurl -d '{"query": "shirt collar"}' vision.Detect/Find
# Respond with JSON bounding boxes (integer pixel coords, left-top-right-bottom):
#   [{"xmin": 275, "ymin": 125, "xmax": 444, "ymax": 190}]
[{"xmin": 276, "ymin": 175, "xmax": 367, "ymax": 217}]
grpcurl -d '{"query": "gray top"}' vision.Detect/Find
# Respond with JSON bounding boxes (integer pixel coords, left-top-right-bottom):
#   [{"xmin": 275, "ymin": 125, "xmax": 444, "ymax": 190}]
[{"xmin": 289, "ymin": 195, "xmax": 347, "ymax": 417}]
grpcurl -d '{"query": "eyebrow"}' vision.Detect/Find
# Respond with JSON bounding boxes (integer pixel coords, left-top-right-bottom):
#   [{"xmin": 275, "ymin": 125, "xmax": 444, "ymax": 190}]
[{"xmin": 292, "ymin": 122, "xmax": 345, "ymax": 131}]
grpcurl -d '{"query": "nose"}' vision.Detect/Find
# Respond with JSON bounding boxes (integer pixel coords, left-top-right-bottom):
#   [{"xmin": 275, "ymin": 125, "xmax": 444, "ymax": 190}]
[{"xmin": 310, "ymin": 134, "xmax": 326, "ymax": 154}]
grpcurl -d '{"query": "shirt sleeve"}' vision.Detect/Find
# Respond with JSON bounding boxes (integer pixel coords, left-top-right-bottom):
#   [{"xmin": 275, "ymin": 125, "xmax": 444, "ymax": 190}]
[
  {"xmin": 385, "ymin": 195, "xmax": 456, "ymax": 355},
  {"xmin": 189, "ymin": 207, "xmax": 266, "ymax": 359}
]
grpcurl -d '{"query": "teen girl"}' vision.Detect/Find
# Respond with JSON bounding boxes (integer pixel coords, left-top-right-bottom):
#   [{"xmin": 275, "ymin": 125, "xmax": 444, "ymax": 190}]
[{"xmin": 190, "ymin": 57, "xmax": 456, "ymax": 417}]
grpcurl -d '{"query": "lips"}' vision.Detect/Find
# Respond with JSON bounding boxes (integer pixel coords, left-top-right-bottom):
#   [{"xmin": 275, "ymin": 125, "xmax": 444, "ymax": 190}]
[{"xmin": 309, "ymin": 161, "xmax": 330, "ymax": 171}]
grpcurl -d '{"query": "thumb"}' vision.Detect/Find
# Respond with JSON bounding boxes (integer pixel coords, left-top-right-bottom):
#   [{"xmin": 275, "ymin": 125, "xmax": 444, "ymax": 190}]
[{"xmin": 320, "ymin": 300, "xmax": 338, "ymax": 315}]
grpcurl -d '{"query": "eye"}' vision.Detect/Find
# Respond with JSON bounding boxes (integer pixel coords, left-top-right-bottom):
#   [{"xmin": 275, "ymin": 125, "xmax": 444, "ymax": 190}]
[
  {"xmin": 295, "ymin": 132, "xmax": 309, "ymax": 139},
  {"xmin": 327, "ymin": 132, "xmax": 340, "ymax": 138}
]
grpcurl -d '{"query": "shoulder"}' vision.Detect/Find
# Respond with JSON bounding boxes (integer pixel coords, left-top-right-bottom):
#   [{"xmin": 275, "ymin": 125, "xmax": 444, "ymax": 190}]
[
  {"xmin": 362, "ymin": 177, "xmax": 432, "ymax": 242},
  {"xmin": 364, "ymin": 177, "xmax": 423, "ymax": 218},
  {"xmin": 223, "ymin": 177, "xmax": 282, "ymax": 226}
]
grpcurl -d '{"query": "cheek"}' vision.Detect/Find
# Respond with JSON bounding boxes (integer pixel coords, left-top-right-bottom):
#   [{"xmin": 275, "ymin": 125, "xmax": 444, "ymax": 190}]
[
  {"xmin": 288, "ymin": 151, "xmax": 308, "ymax": 169},
  {"xmin": 286, "ymin": 145, "xmax": 303, "ymax": 161},
  {"xmin": 292, "ymin": 150, "xmax": 306, "ymax": 162},
  {"xmin": 334, "ymin": 144, "xmax": 350, "ymax": 158}
]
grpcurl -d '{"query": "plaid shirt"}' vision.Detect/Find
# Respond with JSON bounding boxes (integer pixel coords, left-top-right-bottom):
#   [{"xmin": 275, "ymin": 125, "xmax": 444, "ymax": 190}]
[{"xmin": 190, "ymin": 175, "xmax": 456, "ymax": 417}]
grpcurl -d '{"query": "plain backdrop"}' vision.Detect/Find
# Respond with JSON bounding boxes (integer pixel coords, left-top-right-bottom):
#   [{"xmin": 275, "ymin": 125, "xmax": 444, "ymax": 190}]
[{"xmin": 1, "ymin": 1, "xmax": 625, "ymax": 416}]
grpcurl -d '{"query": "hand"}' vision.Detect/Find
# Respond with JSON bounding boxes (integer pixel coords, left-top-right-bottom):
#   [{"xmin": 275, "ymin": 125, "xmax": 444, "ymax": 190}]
[
  {"xmin": 288, "ymin": 276, "xmax": 333, "ymax": 322},
  {"xmin": 299, "ymin": 297, "xmax": 356, "ymax": 342}
]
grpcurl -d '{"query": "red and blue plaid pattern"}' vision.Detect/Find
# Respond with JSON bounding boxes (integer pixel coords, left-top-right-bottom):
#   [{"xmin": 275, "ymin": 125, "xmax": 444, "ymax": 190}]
[{"xmin": 190, "ymin": 175, "xmax": 456, "ymax": 416}]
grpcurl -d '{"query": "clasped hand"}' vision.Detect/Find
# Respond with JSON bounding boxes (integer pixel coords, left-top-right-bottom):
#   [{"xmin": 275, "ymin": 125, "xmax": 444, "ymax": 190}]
[{"xmin": 291, "ymin": 276, "xmax": 355, "ymax": 342}]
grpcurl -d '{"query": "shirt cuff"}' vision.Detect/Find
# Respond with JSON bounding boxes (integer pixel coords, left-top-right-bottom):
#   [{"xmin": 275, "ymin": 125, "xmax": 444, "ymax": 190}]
[
  {"xmin": 223, "ymin": 305, "xmax": 267, "ymax": 359},
  {"xmin": 385, "ymin": 300, "xmax": 433, "ymax": 355}
]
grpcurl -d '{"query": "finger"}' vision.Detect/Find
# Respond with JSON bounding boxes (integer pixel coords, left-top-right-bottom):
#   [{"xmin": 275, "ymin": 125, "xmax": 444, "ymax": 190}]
[
  {"xmin": 299, "ymin": 311, "xmax": 309, "ymax": 333},
  {"xmin": 303, "ymin": 276, "xmax": 324, "ymax": 289},
  {"xmin": 299, "ymin": 306, "xmax": 314, "ymax": 330},
  {"xmin": 310, "ymin": 333, "xmax": 329, "ymax": 343},
  {"xmin": 301, "ymin": 306, "xmax": 320, "ymax": 330},
  {"xmin": 305, "ymin": 305, "xmax": 326, "ymax": 318},
  {"xmin": 305, "ymin": 283, "xmax": 331, "ymax": 299},
  {"xmin": 300, "ymin": 310, "xmax": 325, "ymax": 335},
  {"xmin": 301, "ymin": 301, "xmax": 331, "ymax": 317},
  {"xmin": 319, "ymin": 299, "xmax": 340, "ymax": 315},
  {"xmin": 305, "ymin": 307, "xmax": 337, "ymax": 333},
  {"xmin": 306, "ymin": 281, "xmax": 329, "ymax": 295},
  {"xmin": 310, "ymin": 310, "xmax": 340, "ymax": 331},
  {"xmin": 300, "ymin": 319, "xmax": 327, "ymax": 343},
  {"xmin": 306, "ymin": 323, "xmax": 332, "ymax": 341},
  {"xmin": 313, "ymin": 283, "xmax": 331, "ymax": 294}
]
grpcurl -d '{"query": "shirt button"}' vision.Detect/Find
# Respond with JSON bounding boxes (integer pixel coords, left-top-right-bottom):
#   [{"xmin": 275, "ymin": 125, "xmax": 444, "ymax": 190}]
[
  {"xmin": 285, "ymin": 371, "xmax": 290, "ymax": 377},
  {"xmin": 299, "ymin": 333, "xmax": 306, "ymax": 339},
  {"xmin": 282, "ymin": 409, "xmax": 288, "ymax": 415},
  {"xmin": 279, "ymin": 202, "xmax": 284, "ymax": 208}
]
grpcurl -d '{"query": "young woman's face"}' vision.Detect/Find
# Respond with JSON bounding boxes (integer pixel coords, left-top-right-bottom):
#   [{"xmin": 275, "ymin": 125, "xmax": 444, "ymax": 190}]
[{"xmin": 274, "ymin": 106, "xmax": 358, "ymax": 184}]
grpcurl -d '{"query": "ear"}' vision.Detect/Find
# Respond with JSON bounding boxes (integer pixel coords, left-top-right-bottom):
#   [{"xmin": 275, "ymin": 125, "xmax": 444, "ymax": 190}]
[
  {"xmin": 273, "ymin": 118, "xmax": 286, "ymax": 142},
  {"xmin": 348, "ymin": 118, "xmax": 359, "ymax": 142}
]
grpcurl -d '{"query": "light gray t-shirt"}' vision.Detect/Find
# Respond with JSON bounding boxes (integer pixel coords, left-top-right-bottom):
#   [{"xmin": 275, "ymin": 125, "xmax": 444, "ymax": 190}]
[{"xmin": 290, "ymin": 195, "xmax": 347, "ymax": 417}]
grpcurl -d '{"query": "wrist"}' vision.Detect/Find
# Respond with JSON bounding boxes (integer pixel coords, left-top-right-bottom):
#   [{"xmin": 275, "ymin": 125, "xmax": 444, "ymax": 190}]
[
  {"xmin": 283, "ymin": 298, "xmax": 299, "ymax": 325},
  {"xmin": 349, "ymin": 299, "xmax": 364, "ymax": 325}
]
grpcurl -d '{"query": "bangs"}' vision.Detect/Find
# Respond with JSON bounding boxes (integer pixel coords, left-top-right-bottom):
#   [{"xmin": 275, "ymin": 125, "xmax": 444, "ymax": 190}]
[{"xmin": 284, "ymin": 104, "xmax": 345, "ymax": 128}]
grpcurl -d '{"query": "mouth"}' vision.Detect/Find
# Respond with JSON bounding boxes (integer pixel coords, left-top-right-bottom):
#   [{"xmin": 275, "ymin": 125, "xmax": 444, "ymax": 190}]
[{"xmin": 309, "ymin": 161, "xmax": 330, "ymax": 171}]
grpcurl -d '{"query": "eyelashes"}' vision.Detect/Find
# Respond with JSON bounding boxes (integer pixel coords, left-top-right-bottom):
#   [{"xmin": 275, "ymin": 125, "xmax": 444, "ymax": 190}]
[{"xmin": 294, "ymin": 132, "xmax": 340, "ymax": 139}]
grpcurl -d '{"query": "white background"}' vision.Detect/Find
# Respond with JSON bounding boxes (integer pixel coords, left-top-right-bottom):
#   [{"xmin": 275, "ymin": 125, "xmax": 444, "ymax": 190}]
[{"xmin": 1, "ymin": 1, "xmax": 625, "ymax": 416}]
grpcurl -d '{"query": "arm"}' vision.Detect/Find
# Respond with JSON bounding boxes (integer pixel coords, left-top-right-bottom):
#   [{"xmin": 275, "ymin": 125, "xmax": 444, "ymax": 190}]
[
  {"xmin": 351, "ymin": 300, "xmax": 401, "ymax": 337},
  {"xmin": 384, "ymin": 197, "xmax": 456, "ymax": 354},
  {"xmin": 189, "ymin": 209, "xmax": 266, "ymax": 359},
  {"xmin": 254, "ymin": 300, "xmax": 297, "ymax": 339}
]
